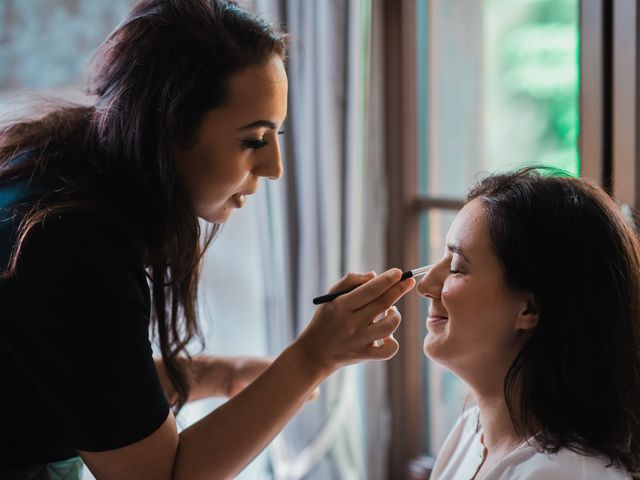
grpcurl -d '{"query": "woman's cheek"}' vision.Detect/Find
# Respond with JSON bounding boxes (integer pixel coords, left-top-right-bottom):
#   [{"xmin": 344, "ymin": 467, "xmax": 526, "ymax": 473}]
[
  {"xmin": 441, "ymin": 281, "xmax": 462, "ymax": 309},
  {"xmin": 441, "ymin": 279, "xmax": 454, "ymax": 299}
]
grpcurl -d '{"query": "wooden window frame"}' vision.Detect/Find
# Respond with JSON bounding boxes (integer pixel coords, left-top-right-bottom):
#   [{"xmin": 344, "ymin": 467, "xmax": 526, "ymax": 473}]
[{"xmin": 383, "ymin": 0, "xmax": 421, "ymax": 477}]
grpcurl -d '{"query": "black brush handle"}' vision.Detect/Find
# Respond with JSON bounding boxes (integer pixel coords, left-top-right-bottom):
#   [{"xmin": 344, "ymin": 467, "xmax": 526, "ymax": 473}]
[
  {"xmin": 312, "ymin": 285, "xmax": 358, "ymax": 305},
  {"xmin": 312, "ymin": 270, "xmax": 413, "ymax": 305}
]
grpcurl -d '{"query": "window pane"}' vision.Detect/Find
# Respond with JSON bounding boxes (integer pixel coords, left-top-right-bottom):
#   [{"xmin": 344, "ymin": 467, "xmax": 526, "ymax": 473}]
[
  {"xmin": 484, "ymin": 0, "xmax": 580, "ymax": 175},
  {"xmin": 418, "ymin": 0, "xmax": 579, "ymax": 198},
  {"xmin": 417, "ymin": 0, "xmax": 580, "ymax": 455}
]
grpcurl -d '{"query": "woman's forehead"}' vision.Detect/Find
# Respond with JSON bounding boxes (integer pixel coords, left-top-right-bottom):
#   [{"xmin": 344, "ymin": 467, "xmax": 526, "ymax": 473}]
[
  {"xmin": 218, "ymin": 57, "xmax": 288, "ymax": 126},
  {"xmin": 446, "ymin": 199, "xmax": 489, "ymax": 254},
  {"xmin": 228, "ymin": 58, "xmax": 287, "ymax": 103}
]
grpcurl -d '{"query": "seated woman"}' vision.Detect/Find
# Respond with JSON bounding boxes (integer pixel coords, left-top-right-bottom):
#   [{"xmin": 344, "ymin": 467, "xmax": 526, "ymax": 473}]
[{"xmin": 418, "ymin": 167, "xmax": 640, "ymax": 479}]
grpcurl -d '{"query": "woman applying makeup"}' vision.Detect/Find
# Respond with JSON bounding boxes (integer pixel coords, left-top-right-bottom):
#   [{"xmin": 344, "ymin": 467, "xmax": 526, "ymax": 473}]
[
  {"xmin": 0, "ymin": 1, "xmax": 414, "ymax": 478},
  {"xmin": 419, "ymin": 168, "xmax": 640, "ymax": 479}
]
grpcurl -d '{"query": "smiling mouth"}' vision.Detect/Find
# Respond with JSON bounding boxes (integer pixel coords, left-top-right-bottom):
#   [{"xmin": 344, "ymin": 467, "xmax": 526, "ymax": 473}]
[{"xmin": 427, "ymin": 315, "xmax": 448, "ymax": 325}]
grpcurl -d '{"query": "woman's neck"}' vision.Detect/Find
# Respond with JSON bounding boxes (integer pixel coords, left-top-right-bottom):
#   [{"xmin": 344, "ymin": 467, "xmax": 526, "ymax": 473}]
[
  {"xmin": 477, "ymin": 395, "xmax": 517, "ymax": 450},
  {"xmin": 475, "ymin": 393, "xmax": 523, "ymax": 453}
]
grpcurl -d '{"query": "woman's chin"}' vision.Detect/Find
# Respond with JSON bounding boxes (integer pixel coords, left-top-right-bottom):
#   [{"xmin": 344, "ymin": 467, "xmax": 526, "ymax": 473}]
[
  {"xmin": 198, "ymin": 214, "xmax": 227, "ymax": 224},
  {"xmin": 196, "ymin": 205, "xmax": 233, "ymax": 224},
  {"xmin": 423, "ymin": 333, "xmax": 447, "ymax": 361}
]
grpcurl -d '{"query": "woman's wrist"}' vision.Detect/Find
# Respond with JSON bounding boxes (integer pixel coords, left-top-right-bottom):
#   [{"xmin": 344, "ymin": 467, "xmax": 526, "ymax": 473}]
[{"xmin": 285, "ymin": 339, "xmax": 334, "ymax": 383}]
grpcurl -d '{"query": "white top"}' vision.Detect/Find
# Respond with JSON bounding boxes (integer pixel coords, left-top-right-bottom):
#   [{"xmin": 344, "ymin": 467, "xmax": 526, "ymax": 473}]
[{"xmin": 431, "ymin": 406, "xmax": 632, "ymax": 480}]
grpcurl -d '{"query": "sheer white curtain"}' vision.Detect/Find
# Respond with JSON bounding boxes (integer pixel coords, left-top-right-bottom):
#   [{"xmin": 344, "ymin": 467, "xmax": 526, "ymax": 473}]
[{"xmin": 252, "ymin": 1, "xmax": 390, "ymax": 478}]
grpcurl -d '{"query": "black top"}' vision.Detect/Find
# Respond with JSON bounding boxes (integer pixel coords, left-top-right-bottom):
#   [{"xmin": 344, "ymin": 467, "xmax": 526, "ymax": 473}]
[{"xmin": 0, "ymin": 165, "xmax": 170, "ymax": 467}]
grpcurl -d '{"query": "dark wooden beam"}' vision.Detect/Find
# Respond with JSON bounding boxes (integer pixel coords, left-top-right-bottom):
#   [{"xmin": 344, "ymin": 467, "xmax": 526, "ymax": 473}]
[
  {"xmin": 580, "ymin": 0, "xmax": 610, "ymax": 188},
  {"xmin": 612, "ymin": 0, "xmax": 640, "ymax": 223},
  {"xmin": 384, "ymin": 0, "xmax": 422, "ymax": 478},
  {"xmin": 412, "ymin": 196, "xmax": 465, "ymax": 212}
]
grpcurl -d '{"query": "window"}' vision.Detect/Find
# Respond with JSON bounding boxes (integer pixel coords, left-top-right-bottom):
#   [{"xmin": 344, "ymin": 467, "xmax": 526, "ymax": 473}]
[
  {"xmin": 384, "ymin": 1, "xmax": 607, "ymax": 478},
  {"xmin": 417, "ymin": 0, "xmax": 580, "ymax": 454}
]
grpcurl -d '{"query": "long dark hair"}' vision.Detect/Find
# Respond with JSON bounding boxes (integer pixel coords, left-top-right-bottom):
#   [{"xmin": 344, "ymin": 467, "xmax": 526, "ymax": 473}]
[
  {"xmin": 0, "ymin": 0, "xmax": 288, "ymax": 411},
  {"xmin": 468, "ymin": 167, "xmax": 640, "ymax": 473}
]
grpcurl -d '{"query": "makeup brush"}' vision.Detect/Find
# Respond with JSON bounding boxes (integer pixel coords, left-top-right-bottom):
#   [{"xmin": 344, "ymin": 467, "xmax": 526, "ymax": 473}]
[{"xmin": 312, "ymin": 264, "xmax": 432, "ymax": 305}]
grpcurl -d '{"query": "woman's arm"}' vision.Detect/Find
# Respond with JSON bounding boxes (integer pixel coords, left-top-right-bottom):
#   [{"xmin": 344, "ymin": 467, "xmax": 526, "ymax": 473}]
[
  {"xmin": 80, "ymin": 269, "xmax": 414, "ymax": 480},
  {"xmin": 173, "ymin": 343, "xmax": 332, "ymax": 479},
  {"xmin": 154, "ymin": 355, "xmax": 272, "ymax": 403}
]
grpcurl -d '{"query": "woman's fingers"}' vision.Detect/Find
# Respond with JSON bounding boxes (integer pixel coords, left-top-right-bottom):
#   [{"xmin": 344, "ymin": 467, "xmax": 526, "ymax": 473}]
[
  {"xmin": 299, "ymin": 269, "xmax": 414, "ymax": 373},
  {"xmin": 367, "ymin": 307, "xmax": 401, "ymax": 343},
  {"xmin": 306, "ymin": 386, "xmax": 321, "ymax": 402},
  {"xmin": 365, "ymin": 336, "xmax": 399, "ymax": 360},
  {"xmin": 356, "ymin": 275, "xmax": 415, "ymax": 323},
  {"xmin": 327, "ymin": 271, "xmax": 376, "ymax": 294},
  {"xmin": 340, "ymin": 268, "xmax": 404, "ymax": 310}
]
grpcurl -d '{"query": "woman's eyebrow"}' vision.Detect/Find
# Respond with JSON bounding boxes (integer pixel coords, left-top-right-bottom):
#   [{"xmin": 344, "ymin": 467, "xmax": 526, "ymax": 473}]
[
  {"xmin": 447, "ymin": 244, "xmax": 471, "ymax": 263},
  {"xmin": 237, "ymin": 120, "xmax": 277, "ymax": 130}
]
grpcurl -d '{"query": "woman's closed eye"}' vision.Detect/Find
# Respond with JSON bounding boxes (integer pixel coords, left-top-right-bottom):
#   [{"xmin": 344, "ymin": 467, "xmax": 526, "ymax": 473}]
[
  {"xmin": 449, "ymin": 263, "xmax": 464, "ymax": 275},
  {"xmin": 242, "ymin": 138, "xmax": 268, "ymax": 149}
]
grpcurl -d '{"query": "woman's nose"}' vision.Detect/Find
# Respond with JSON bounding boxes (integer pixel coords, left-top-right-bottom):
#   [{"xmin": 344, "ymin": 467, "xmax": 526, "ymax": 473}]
[
  {"xmin": 417, "ymin": 262, "xmax": 445, "ymax": 300},
  {"xmin": 254, "ymin": 142, "xmax": 283, "ymax": 180}
]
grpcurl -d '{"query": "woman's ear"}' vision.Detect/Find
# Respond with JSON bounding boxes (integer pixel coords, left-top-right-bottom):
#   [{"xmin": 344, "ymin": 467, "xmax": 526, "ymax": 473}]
[{"xmin": 516, "ymin": 294, "xmax": 539, "ymax": 331}]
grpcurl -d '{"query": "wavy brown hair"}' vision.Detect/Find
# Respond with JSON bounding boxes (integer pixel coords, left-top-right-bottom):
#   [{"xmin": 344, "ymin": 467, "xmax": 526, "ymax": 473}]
[
  {"xmin": 468, "ymin": 167, "xmax": 640, "ymax": 474},
  {"xmin": 0, "ymin": 0, "xmax": 287, "ymax": 411}
]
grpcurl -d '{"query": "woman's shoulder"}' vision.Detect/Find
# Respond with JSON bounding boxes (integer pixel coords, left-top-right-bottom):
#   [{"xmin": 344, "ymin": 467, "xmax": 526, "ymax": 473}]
[
  {"xmin": 3, "ymin": 208, "xmax": 152, "ymax": 324},
  {"xmin": 34, "ymin": 206, "xmax": 137, "ymax": 238},
  {"xmin": 40, "ymin": 210, "xmax": 145, "ymax": 271},
  {"xmin": 508, "ymin": 443, "xmax": 633, "ymax": 480},
  {"xmin": 2, "ymin": 207, "xmax": 147, "ymax": 293},
  {"xmin": 0, "ymin": 149, "xmax": 134, "ymax": 237}
]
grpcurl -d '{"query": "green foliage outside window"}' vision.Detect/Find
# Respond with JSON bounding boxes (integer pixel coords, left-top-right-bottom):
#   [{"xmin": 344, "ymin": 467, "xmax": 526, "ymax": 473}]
[{"xmin": 486, "ymin": 0, "xmax": 579, "ymax": 176}]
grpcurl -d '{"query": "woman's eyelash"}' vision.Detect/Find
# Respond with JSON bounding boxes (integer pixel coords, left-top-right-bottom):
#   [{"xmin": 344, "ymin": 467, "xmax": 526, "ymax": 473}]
[
  {"xmin": 242, "ymin": 139, "xmax": 268, "ymax": 149},
  {"xmin": 242, "ymin": 131, "xmax": 285, "ymax": 149}
]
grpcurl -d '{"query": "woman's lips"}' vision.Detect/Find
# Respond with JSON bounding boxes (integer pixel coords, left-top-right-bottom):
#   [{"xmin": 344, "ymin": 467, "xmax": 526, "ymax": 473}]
[
  {"xmin": 231, "ymin": 193, "xmax": 247, "ymax": 208},
  {"xmin": 427, "ymin": 315, "xmax": 449, "ymax": 326},
  {"xmin": 231, "ymin": 187, "xmax": 257, "ymax": 208}
]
